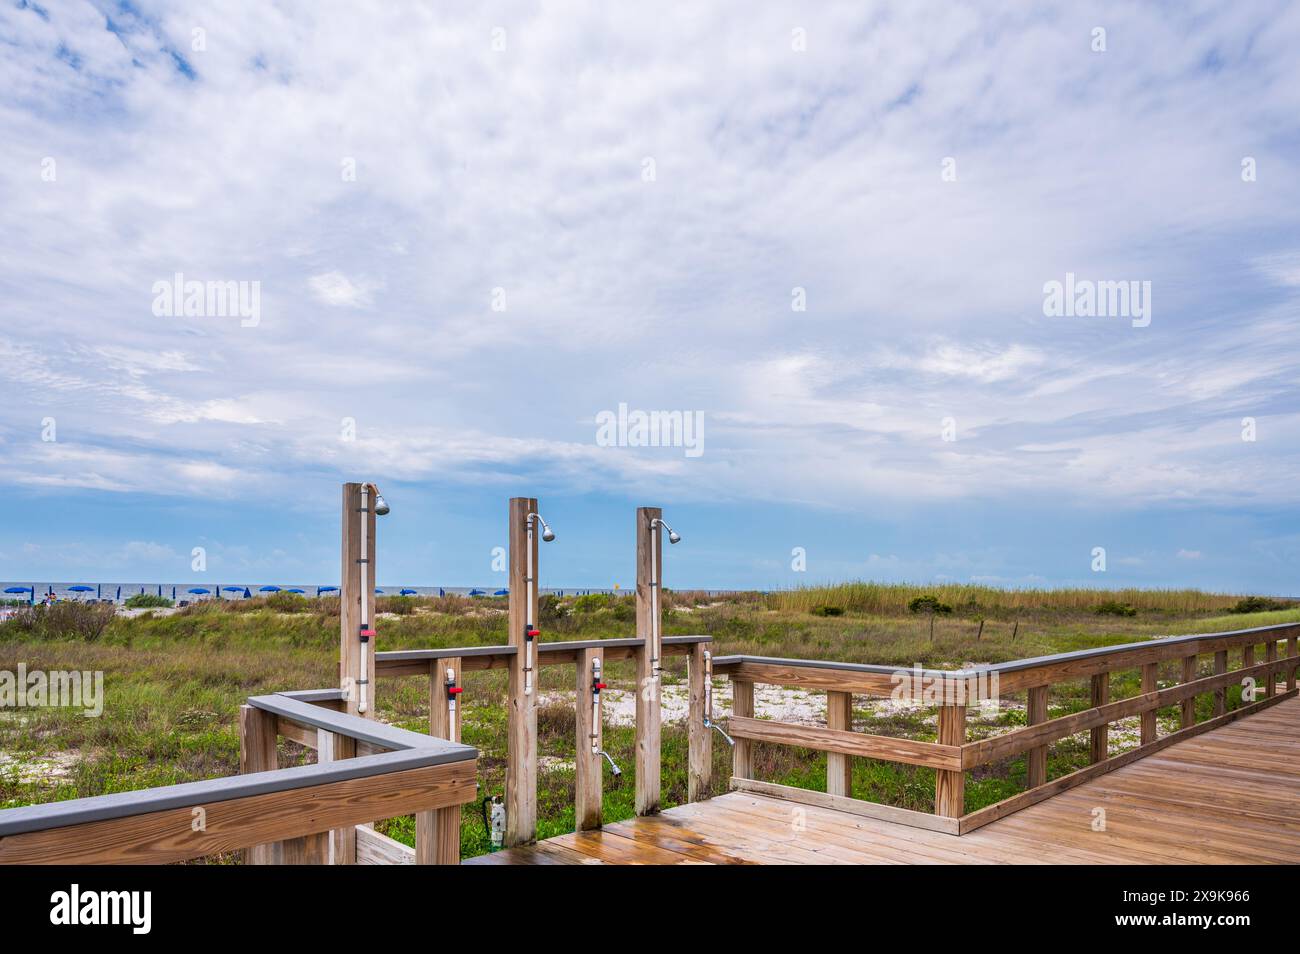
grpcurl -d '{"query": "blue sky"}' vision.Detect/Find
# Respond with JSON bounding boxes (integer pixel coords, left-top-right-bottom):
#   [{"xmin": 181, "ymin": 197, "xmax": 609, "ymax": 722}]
[{"xmin": 2, "ymin": 1, "xmax": 1299, "ymax": 593}]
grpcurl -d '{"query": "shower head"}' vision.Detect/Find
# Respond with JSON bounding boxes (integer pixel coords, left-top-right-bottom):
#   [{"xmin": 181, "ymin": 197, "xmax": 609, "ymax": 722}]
[
  {"xmin": 373, "ymin": 494, "xmax": 390, "ymax": 516},
  {"xmin": 651, "ymin": 517, "xmax": 681, "ymax": 544},
  {"xmin": 528, "ymin": 512, "xmax": 555, "ymax": 542}
]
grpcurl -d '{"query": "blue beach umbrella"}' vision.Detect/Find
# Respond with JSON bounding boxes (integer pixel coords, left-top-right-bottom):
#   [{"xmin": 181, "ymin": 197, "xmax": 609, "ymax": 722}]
[
  {"xmin": 374, "ymin": 588, "xmax": 384, "ymax": 594},
  {"xmin": 468, "ymin": 588, "xmax": 485, "ymax": 597},
  {"xmin": 317, "ymin": 586, "xmax": 339, "ymax": 596},
  {"xmin": 188, "ymin": 587, "xmax": 211, "ymax": 596},
  {"xmin": 97, "ymin": 584, "xmax": 102, "ymax": 600},
  {"xmin": 286, "ymin": 588, "xmax": 306, "ymax": 594},
  {"xmin": 259, "ymin": 585, "xmax": 281, "ymax": 593},
  {"xmin": 170, "ymin": 586, "xmax": 175, "ymax": 600},
  {"xmin": 68, "ymin": 585, "xmax": 94, "ymax": 600},
  {"xmin": 223, "ymin": 586, "xmax": 244, "ymax": 595},
  {"xmin": 157, "ymin": 585, "xmax": 162, "ymax": 597},
  {"xmin": 5, "ymin": 585, "xmax": 34, "ymax": 605},
  {"xmin": 439, "ymin": 587, "xmax": 445, "ymax": 597},
  {"xmin": 399, "ymin": 589, "xmax": 417, "ymax": 596},
  {"xmin": 117, "ymin": 586, "xmax": 123, "ymax": 601},
  {"xmin": 494, "ymin": 588, "xmax": 508, "ymax": 596}
]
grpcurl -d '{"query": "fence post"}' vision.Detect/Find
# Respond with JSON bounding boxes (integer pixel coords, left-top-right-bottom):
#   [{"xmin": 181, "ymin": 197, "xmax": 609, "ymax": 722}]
[
  {"xmin": 576, "ymin": 647, "xmax": 603, "ymax": 830},
  {"xmin": 1139, "ymin": 663, "xmax": 1158, "ymax": 745},
  {"xmin": 1089, "ymin": 672, "xmax": 1109, "ymax": 763},
  {"xmin": 1180, "ymin": 655, "xmax": 1197, "ymax": 729},
  {"xmin": 430, "ymin": 656, "xmax": 463, "ymax": 743},
  {"xmin": 416, "ymin": 807, "xmax": 461, "ymax": 865},
  {"xmin": 634, "ymin": 506, "xmax": 662, "ymax": 816},
  {"xmin": 505, "ymin": 497, "xmax": 538, "ymax": 847},
  {"xmin": 687, "ymin": 642, "xmax": 712, "ymax": 802},
  {"xmin": 1213, "ymin": 651, "xmax": 1228, "ymax": 715},
  {"xmin": 1288, "ymin": 634, "xmax": 1297, "ymax": 692},
  {"xmin": 1026, "ymin": 685, "xmax": 1048, "ymax": 788},
  {"xmin": 339, "ymin": 482, "xmax": 374, "ymax": 719},
  {"xmin": 935, "ymin": 704, "xmax": 966, "ymax": 818},
  {"xmin": 318, "ymin": 728, "xmax": 356, "ymax": 864},
  {"xmin": 239, "ymin": 704, "xmax": 280, "ymax": 864},
  {"xmin": 1265, "ymin": 640, "xmax": 1277, "ymax": 698},
  {"xmin": 826, "ymin": 690, "xmax": 853, "ymax": 797},
  {"xmin": 732, "ymin": 679, "xmax": 753, "ymax": 782}
]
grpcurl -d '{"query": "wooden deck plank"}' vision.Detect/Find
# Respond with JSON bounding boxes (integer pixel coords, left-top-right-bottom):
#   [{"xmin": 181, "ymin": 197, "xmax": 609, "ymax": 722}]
[{"xmin": 466, "ymin": 696, "xmax": 1300, "ymax": 865}]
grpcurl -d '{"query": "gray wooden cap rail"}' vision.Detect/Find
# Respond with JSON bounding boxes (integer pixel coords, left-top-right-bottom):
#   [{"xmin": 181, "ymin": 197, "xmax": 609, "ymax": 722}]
[
  {"xmin": 375, "ymin": 633, "xmax": 711, "ymax": 663},
  {"xmin": 0, "ymin": 691, "xmax": 476, "ymax": 838},
  {"xmin": 713, "ymin": 622, "xmax": 1300, "ymax": 680}
]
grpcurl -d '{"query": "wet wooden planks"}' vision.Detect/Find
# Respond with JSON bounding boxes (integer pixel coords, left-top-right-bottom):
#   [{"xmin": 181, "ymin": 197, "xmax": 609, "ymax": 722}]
[{"xmin": 463, "ymin": 696, "xmax": 1300, "ymax": 865}]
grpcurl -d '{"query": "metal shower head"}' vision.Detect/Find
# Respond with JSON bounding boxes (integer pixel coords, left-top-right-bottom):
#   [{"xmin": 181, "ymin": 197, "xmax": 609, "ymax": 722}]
[
  {"xmin": 373, "ymin": 494, "xmax": 390, "ymax": 516},
  {"xmin": 652, "ymin": 517, "xmax": 681, "ymax": 544},
  {"xmin": 529, "ymin": 512, "xmax": 555, "ymax": 542}
]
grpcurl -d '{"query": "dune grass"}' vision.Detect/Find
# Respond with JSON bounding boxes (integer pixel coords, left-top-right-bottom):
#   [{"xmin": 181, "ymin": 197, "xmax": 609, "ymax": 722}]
[{"xmin": 1, "ymin": 587, "xmax": 1296, "ymax": 860}]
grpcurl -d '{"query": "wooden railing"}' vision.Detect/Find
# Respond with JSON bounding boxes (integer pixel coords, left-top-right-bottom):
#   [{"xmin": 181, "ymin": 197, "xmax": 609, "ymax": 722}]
[
  {"xmin": 713, "ymin": 622, "xmax": 1300, "ymax": 835},
  {"xmin": 0, "ymin": 694, "xmax": 477, "ymax": 864},
  {"xmin": 374, "ymin": 634, "xmax": 715, "ymax": 840}
]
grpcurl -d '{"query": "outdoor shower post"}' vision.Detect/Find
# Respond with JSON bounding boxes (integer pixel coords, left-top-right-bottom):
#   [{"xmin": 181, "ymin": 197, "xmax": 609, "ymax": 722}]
[
  {"xmin": 505, "ymin": 496, "xmax": 539, "ymax": 847},
  {"xmin": 339, "ymin": 482, "xmax": 376, "ymax": 720},
  {"xmin": 635, "ymin": 506, "xmax": 662, "ymax": 815}
]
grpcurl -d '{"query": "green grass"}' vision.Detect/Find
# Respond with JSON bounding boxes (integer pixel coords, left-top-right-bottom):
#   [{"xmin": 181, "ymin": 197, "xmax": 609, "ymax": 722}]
[{"xmin": 1, "ymin": 589, "xmax": 1295, "ymax": 860}]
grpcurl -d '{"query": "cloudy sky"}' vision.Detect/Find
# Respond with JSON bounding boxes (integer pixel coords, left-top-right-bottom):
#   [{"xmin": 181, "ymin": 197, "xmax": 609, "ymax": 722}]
[{"xmin": 2, "ymin": 0, "xmax": 1299, "ymax": 592}]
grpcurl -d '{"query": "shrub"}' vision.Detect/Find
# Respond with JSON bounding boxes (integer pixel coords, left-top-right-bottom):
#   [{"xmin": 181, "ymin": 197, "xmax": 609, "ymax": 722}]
[
  {"xmin": 1229, "ymin": 596, "xmax": 1288, "ymax": 614},
  {"xmin": 376, "ymin": 595, "xmax": 416, "ymax": 615},
  {"xmin": 572, "ymin": 593, "xmax": 612, "ymax": 614},
  {"xmin": 124, "ymin": 593, "xmax": 173, "ymax": 608},
  {"xmin": 810, "ymin": 605, "xmax": 844, "ymax": 617},
  {"xmin": 265, "ymin": 591, "xmax": 309, "ymax": 613},
  {"xmin": 907, "ymin": 595, "xmax": 952, "ymax": 615},
  {"xmin": 0, "ymin": 602, "xmax": 116, "ymax": 641},
  {"xmin": 1094, "ymin": 600, "xmax": 1137, "ymax": 617}
]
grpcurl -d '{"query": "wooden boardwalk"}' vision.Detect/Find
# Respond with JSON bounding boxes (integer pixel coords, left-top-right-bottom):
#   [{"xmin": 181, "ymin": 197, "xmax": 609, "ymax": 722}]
[{"xmin": 465, "ymin": 695, "xmax": 1300, "ymax": 865}]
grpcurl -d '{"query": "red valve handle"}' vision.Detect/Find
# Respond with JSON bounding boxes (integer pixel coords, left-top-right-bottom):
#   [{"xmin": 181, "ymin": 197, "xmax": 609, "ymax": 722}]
[
  {"xmin": 360, "ymin": 629, "xmax": 376, "ymax": 638},
  {"xmin": 526, "ymin": 629, "xmax": 540, "ymax": 637},
  {"xmin": 447, "ymin": 686, "xmax": 464, "ymax": 695},
  {"xmin": 594, "ymin": 682, "xmax": 607, "ymax": 690}
]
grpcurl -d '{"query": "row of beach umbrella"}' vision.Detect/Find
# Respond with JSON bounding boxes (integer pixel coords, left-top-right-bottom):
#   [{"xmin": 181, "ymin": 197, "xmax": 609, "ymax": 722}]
[{"xmin": 3, "ymin": 584, "xmax": 600, "ymax": 605}]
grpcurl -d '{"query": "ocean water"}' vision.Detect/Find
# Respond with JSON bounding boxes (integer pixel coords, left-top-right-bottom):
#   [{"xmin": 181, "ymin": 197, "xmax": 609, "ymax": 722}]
[{"xmin": 0, "ymin": 582, "xmax": 623, "ymax": 604}]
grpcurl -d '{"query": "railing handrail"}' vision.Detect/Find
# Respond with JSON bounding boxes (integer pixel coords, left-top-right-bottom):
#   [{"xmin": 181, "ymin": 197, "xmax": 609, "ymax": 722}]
[
  {"xmin": 375, "ymin": 633, "xmax": 711, "ymax": 665},
  {"xmin": 246, "ymin": 692, "xmax": 476, "ymax": 755},
  {"xmin": 713, "ymin": 621, "xmax": 1300, "ymax": 688}
]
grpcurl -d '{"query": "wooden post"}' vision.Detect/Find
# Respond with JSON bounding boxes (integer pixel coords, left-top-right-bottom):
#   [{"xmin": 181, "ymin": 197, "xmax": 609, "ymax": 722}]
[
  {"xmin": 935, "ymin": 704, "xmax": 966, "ymax": 818},
  {"xmin": 318, "ymin": 728, "xmax": 356, "ymax": 864},
  {"xmin": 339, "ymin": 482, "xmax": 376, "ymax": 719},
  {"xmin": 1213, "ymin": 650, "xmax": 1227, "ymax": 715},
  {"xmin": 1139, "ymin": 662, "xmax": 1157, "ymax": 746},
  {"xmin": 575, "ymin": 647, "xmax": 603, "ymax": 830},
  {"xmin": 423, "ymin": 654, "xmax": 466, "ymax": 863},
  {"xmin": 1242, "ymin": 644, "xmax": 1256, "ymax": 705},
  {"xmin": 732, "ymin": 679, "xmax": 754, "ymax": 782},
  {"xmin": 1265, "ymin": 640, "xmax": 1277, "ymax": 698},
  {"xmin": 687, "ymin": 642, "xmax": 712, "ymax": 802},
  {"xmin": 634, "ymin": 506, "xmax": 662, "ymax": 816},
  {"xmin": 1180, "ymin": 655, "xmax": 1197, "ymax": 729},
  {"xmin": 826, "ymin": 690, "xmax": 853, "ymax": 797},
  {"xmin": 239, "ymin": 704, "xmax": 279, "ymax": 865},
  {"xmin": 415, "ymin": 806, "xmax": 460, "ymax": 865},
  {"xmin": 505, "ymin": 497, "xmax": 538, "ymax": 847},
  {"xmin": 1288, "ymin": 635, "xmax": 1297, "ymax": 692},
  {"xmin": 281, "ymin": 829, "xmax": 330, "ymax": 864},
  {"xmin": 430, "ymin": 656, "xmax": 463, "ymax": 743},
  {"xmin": 1026, "ymin": 685, "xmax": 1048, "ymax": 789},
  {"xmin": 1089, "ymin": 673, "xmax": 1109, "ymax": 763}
]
